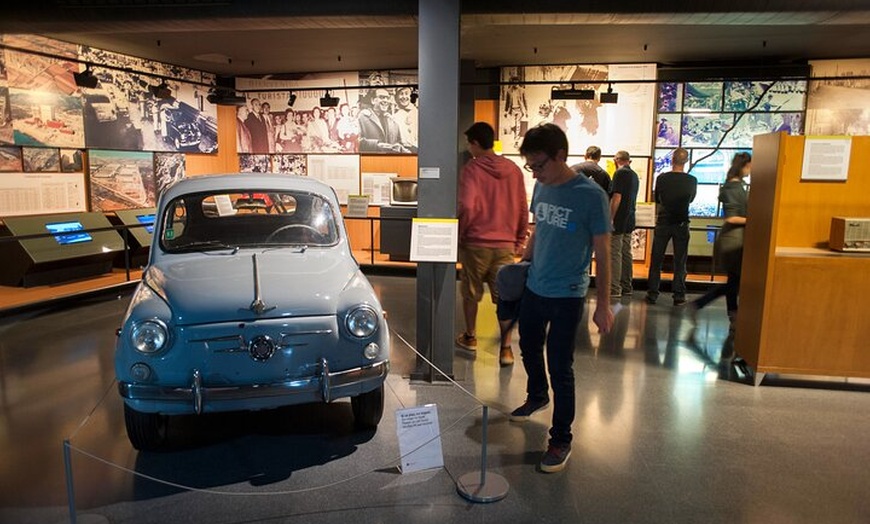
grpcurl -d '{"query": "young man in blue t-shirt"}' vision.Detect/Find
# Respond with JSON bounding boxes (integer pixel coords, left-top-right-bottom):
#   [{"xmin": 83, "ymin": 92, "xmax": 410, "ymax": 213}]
[{"xmin": 511, "ymin": 123, "xmax": 613, "ymax": 473}]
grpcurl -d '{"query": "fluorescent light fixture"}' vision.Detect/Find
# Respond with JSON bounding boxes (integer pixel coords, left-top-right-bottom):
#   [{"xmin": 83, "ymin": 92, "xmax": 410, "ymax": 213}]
[
  {"xmin": 600, "ymin": 84, "xmax": 619, "ymax": 104},
  {"xmin": 206, "ymin": 88, "xmax": 247, "ymax": 106},
  {"xmin": 320, "ymin": 90, "xmax": 340, "ymax": 107},
  {"xmin": 550, "ymin": 85, "xmax": 595, "ymax": 100}
]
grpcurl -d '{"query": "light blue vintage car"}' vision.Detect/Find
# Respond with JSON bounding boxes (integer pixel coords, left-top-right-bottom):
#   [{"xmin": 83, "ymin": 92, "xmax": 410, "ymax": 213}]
[{"xmin": 115, "ymin": 174, "xmax": 390, "ymax": 450}]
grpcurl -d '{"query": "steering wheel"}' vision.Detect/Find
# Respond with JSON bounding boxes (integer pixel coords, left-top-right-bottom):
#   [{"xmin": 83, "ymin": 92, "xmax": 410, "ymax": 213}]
[{"xmin": 265, "ymin": 223, "xmax": 324, "ymax": 244}]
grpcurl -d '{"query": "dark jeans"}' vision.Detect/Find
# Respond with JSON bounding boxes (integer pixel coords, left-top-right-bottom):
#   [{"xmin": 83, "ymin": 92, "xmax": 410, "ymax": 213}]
[
  {"xmin": 647, "ymin": 222, "xmax": 690, "ymax": 300},
  {"xmin": 518, "ymin": 289, "xmax": 584, "ymax": 447}
]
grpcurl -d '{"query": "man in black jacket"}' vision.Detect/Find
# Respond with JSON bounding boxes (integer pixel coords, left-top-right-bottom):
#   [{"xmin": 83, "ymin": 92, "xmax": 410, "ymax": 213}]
[{"xmin": 645, "ymin": 147, "xmax": 697, "ymax": 305}]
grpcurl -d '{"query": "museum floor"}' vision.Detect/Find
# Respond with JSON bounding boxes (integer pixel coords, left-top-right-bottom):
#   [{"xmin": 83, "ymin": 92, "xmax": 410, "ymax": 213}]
[{"xmin": 1, "ymin": 274, "xmax": 868, "ymax": 524}]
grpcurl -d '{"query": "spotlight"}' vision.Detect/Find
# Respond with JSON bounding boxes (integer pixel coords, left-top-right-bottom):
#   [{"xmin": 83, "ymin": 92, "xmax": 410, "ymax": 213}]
[
  {"xmin": 149, "ymin": 80, "xmax": 173, "ymax": 100},
  {"xmin": 319, "ymin": 90, "xmax": 340, "ymax": 107},
  {"xmin": 287, "ymin": 91, "xmax": 297, "ymax": 107},
  {"xmin": 550, "ymin": 85, "xmax": 595, "ymax": 100},
  {"xmin": 410, "ymin": 86, "xmax": 419, "ymax": 104},
  {"xmin": 600, "ymin": 84, "xmax": 619, "ymax": 104},
  {"xmin": 74, "ymin": 65, "xmax": 99, "ymax": 89}
]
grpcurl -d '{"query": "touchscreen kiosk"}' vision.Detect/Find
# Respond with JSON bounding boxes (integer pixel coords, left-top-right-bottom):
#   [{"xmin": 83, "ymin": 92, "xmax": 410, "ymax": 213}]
[
  {"xmin": 109, "ymin": 207, "xmax": 157, "ymax": 268},
  {"xmin": 0, "ymin": 212, "xmax": 125, "ymax": 287}
]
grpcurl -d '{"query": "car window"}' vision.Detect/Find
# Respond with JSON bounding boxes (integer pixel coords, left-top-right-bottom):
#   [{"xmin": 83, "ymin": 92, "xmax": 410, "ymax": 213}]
[{"xmin": 159, "ymin": 190, "xmax": 339, "ymax": 252}]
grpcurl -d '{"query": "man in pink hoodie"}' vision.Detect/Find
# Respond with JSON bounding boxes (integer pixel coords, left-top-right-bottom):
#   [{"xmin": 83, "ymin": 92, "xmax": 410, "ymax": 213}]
[{"xmin": 456, "ymin": 122, "xmax": 529, "ymax": 366}]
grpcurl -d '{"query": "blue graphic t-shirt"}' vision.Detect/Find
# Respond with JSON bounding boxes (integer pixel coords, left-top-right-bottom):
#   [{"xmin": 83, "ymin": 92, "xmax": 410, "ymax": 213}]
[{"xmin": 527, "ymin": 174, "xmax": 610, "ymax": 298}]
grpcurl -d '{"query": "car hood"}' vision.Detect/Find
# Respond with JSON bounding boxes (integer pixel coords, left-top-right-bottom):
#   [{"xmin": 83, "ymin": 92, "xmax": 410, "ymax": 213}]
[{"xmin": 145, "ymin": 249, "xmax": 358, "ymax": 325}]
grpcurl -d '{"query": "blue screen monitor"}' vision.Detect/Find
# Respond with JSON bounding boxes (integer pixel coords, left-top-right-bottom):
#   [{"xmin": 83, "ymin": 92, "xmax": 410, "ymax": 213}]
[
  {"xmin": 136, "ymin": 214, "xmax": 155, "ymax": 234},
  {"xmin": 45, "ymin": 221, "xmax": 93, "ymax": 245}
]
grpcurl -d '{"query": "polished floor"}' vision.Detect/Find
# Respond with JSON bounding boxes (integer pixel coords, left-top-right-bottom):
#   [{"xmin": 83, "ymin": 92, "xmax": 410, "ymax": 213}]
[{"xmin": 1, "ymin": 275, "xmax": 868, "ymax": 524}]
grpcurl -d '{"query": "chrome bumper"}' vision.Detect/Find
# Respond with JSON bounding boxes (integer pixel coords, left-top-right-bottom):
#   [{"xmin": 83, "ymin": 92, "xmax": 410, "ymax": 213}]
[{"xmin": 118, "ymin": 358, "xmax": 389, "ymax": 414}]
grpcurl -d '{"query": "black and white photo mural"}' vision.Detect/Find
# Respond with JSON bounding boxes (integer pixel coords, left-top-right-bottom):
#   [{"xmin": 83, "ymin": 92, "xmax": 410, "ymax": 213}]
[
  {"xmin": 499, "ymin": 64, "xmax": 657, "ymax": 157},
  {"xmin": 79, "ymin": 46, "xmax": 218, "ymax": 153},
  {"xmin": 153, "ymin": 152, "xmax": 186, "ymax": 196},
  {"xmin": 235, "ymin": 69, "xmax": 418, "ymax": 155},
  {"xmin": 0, "ymin": 34, "xmax": 217, "ymax": 154}
]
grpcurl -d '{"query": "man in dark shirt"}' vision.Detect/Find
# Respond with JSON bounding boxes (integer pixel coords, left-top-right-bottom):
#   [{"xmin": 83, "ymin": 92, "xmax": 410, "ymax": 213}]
[
  {"xmin": 645, "ymin": 147, "xmax": 697, "ymax": 305},
  {"xmin": 570, "ymin": 145, "xmax": 611, "ymax": 194},
  {"xmin": 609, "ymin": 150, "xmax": 639, "ymax": 298}
]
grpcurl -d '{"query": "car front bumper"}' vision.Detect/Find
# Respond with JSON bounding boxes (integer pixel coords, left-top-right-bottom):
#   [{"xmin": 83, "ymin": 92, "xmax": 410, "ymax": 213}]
[{"xmin": 118, "ymin": 358, "xmax": 389, "ymax": 415}]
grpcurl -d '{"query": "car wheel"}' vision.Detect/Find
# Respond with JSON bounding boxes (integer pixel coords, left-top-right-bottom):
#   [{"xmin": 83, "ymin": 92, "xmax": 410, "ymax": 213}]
[
  {"xmin": 351, "ymin": 384, "xmax": 384, "ymax": 429},
  {"xmin": 173, "ymin": 136, "xmax": 181, "ymax": 149},
  {"xmin": 124, "ymin": 404, "xmax": 169, "ymax": 451}
]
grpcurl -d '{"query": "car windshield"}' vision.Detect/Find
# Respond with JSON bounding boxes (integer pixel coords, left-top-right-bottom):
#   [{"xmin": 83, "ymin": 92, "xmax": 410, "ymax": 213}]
[{"xmin": 159, "ymin": 190, "xmax": 339, "ymax": 252}]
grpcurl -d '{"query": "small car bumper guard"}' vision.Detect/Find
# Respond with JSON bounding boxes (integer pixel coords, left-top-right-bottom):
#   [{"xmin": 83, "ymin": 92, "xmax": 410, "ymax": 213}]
[{"xmin": 118, "ymin": 358, "xmax": 389, "ymax": 414}]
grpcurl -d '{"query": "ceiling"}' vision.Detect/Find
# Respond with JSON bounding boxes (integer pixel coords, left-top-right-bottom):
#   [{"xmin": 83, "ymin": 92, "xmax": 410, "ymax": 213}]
[{"xmin": 3, "ymin": 2, "xmax": 870, "ymax": 80}]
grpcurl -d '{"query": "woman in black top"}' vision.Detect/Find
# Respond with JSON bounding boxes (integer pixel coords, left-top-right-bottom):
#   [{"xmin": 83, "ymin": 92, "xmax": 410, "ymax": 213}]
[{"xmin": 690, "ymin": 152, "xmax": 751, "ymax": 331}]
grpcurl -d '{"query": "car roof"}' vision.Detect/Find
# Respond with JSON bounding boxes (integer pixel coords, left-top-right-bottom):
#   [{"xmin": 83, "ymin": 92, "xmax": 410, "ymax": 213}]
[{"xmin": 160, "ymin": 173, "xmax": 337, "ymax": 205}]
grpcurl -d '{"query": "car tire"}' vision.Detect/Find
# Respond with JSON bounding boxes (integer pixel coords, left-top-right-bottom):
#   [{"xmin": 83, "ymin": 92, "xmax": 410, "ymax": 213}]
[
  {"xmin": 351, "ymin": 384, "xmax": 384, "ymax": 429},
  {"xmin": 124, "ymin": 404, "xmax": 169, "ymax": 451}
]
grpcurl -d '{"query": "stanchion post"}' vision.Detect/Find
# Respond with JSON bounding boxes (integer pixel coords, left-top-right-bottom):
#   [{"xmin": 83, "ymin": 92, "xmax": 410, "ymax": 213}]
[
  {"xmin": 456, "ymin": 405, "xmax": 509, "ymax": 503},
  {"xmin": 63, "ymin": 439, "xmax": 77, "ymax": 524}
]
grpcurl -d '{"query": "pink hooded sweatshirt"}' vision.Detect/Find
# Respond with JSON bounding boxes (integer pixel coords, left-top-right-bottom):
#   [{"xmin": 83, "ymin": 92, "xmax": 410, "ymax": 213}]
[{"xmin": 457, "ymin": 153, "xmax": 529, "ymax": 250}]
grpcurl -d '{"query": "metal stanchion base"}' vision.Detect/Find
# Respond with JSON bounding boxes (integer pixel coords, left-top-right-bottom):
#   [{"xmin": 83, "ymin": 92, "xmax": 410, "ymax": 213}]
[{"xmin": 456, "ymin": 471, "xmax": 509, "ymax": 503}]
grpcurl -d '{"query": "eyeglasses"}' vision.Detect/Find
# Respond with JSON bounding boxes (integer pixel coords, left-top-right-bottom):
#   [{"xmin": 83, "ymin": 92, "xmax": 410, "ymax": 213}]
[{"xmin": 524, "ymin": 157, "xmax": 551, "ymax": 172}]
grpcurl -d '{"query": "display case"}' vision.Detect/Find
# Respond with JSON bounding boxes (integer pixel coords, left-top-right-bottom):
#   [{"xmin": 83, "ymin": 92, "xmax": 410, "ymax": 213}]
[
  {"xmin": 0, "ymin": 212, "xmax": 125, "ymax": 287},
  {"xmin": 108, "ymin": 207, "xmax": 156, "ymax": 268}
]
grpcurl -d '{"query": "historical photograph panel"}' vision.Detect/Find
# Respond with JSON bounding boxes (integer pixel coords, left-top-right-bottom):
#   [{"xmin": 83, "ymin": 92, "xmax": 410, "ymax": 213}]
[
  {"xmin": 0, "ymin": 146, "xmax": 23, "ymax": 172},
  {"xmin": 22, "ymin": 147, "xmax": 60, "ymax": 172},
  {"xmin": 88, "ymin": 149, "xmax": 156, "ymax": 211},
  {"xmin": 684, "ymin": 82, "xmax": 723, "ymax": 112},
  {"xmin": 806, "ymin": 58, "xmax": 870, "ymax": 135},
  {"xmin": 153, "ymin": 152, "xmax": 185, "ymax": 195},
  {"xmin": 60, "ymin": 149, "xmax": 84, "ymax": 173}
]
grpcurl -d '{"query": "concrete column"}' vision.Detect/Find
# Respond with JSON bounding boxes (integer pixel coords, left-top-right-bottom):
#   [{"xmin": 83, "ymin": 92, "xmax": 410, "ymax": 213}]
[{"xmin": 413, "ymin": 0, "xmax": 460, "ymax": 381}]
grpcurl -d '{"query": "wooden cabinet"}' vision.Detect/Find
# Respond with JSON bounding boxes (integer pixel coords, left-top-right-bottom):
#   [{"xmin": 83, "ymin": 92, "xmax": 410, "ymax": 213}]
[{"xmin": 736, "ymin": 133, "xmax": 870, "ymax": 382}]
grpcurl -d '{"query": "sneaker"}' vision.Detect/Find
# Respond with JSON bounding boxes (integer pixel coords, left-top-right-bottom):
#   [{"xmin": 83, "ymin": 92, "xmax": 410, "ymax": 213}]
[
  {"xmin": 509, "ymin": 398, "xmax": 549, "ymax": 422},
  {"xmin": 499, "ymin": 346, "xmax": 515, "ymax": 367},
  {"xmin": 673, "ymin": 297, "xmax": 687, "ymax": 306},
  {"xmin": 621, "ymin": 290, "xmax": 633, "ymax": 298},
  {"xmin": 645, "ymin": 295, "xmax": 657, "ymax": 305},
  {"xmin": 687, "ymin": 302, "xmax": 700, "ymax": 325},
  {"xmin": 539, "ymin": 443, "xmax": 572, "ymax": 473},
  {"xmin": 455, "ymin": 333, "xmax": 477, "ymax": 351}
]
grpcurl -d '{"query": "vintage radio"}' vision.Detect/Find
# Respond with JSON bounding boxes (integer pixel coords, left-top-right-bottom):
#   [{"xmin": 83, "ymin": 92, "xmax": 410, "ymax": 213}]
[{"xmin": 829, "ymin": 217, "xmax": 870, "ymax": 252}]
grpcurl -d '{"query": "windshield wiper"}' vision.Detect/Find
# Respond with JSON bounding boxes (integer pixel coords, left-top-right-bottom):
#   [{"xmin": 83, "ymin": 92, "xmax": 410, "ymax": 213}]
[{"xmin": 172, "ymin": 241, "xmax": 239, "ymax": 254}]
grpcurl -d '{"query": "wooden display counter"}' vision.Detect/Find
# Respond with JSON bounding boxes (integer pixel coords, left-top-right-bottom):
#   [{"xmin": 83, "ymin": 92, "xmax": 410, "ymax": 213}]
[{"xmin": 736, "ymin": 133, "xmax": 870, "ymax": 384}]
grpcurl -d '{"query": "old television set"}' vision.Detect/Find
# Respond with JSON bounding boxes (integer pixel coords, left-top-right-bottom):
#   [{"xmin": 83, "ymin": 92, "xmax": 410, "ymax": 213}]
[
  {"xmin": 389, "ymin": 177, "xmax": 418, "ymax": 206},
  {"xmin": 45, "ymin": 221, "xmax": 93, "ymax": 245}
]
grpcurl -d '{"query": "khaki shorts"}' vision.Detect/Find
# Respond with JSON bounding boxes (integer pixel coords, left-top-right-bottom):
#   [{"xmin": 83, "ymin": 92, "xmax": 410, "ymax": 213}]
[{"xmin": 459, "ymin": 246, "xmax": 516, "ymax": 303}]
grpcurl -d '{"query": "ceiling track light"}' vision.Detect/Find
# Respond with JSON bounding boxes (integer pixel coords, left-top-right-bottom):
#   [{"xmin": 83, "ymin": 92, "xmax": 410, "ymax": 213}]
[
  {"xmin": 319, "ymin": 89, "xmax": 340, "ymax": 107},
  {"xmin": 73, "ymin": 63, "xmax": 99, "ymax": 89},
  {"xmin": 206, "ymin": 87, "xmax": 247, "ymax": 106},
  {"xmin": 287, "ymin": 91, "xmax": 297, "ymax": 107},
  {"xmin": 149, "ymin": 79, "xmax": 173, "ymax": 100},
  {"xmin": 550, "ymin": 84, "xmax": 595, "ymax": 100},
  {"xmin": 600, "ymin": 83, "xmax": 619, "ymax": 104}
]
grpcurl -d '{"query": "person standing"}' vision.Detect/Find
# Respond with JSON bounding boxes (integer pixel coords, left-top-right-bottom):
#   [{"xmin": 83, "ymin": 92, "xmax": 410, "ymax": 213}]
[
  {"xmin": 455, "ymin": 122, "xmax": 529, "ymax": 367},
  {"xmin": 570, "ymin": 145, "xmax": 611, "ymax": 194},
  {"xmin": 609, "ymin": 150, "xmax": 639, "ymax": 298},
  {"xmin": 235, "ymin": 105, "xmax": 252, "ymax": 153},
  {"xmin": 261, "ymin": 101, "xmax": 276, "ymax": 153},
  {"xmin": 245, "ymin": 98, "xmax": 269, "ymax": 153},
  {"xmin": 646, "ymin": 147, "xmax": 697, "ymax": 306},
  {"xmin": 358, "ymin": 88, "xmax": 409, "ymax": 153},
  {"xmin": 510, "ymin": 123, "xmax": 613, "ymax": 473},
  {"xmin": 690, "ymin": 152, "xmax": 751, "ymax": 331}
]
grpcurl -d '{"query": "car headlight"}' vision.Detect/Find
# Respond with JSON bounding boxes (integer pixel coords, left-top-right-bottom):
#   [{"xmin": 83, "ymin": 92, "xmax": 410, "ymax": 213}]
[
  {"xmin": 130, "ymin": 319, "xmax": 169, "ymax": 354},
  {"xmin": 345, "ymin": 305, "xmax": 379, "ymax": 338}
]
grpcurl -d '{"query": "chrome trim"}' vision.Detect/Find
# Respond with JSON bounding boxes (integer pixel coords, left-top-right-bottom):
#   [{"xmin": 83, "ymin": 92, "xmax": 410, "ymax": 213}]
[
  {"xmin": 249, "ymin": 253, "xmax": 276, "ymax": 315},
  {"xmin": 321, "ymin": 357, "xmax": 330, "ymax": 402},
  {"xmin": 192, "ymin": 369, "xmax": 202, "ymax": 414},
  {"xmin": 119, "ymin": 360, "xmax": 390, "ymax": 406}
]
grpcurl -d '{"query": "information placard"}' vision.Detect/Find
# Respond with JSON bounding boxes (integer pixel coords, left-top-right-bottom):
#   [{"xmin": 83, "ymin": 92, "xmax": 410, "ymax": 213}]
[
  {"xmin": 409, "ymin": 218, "xmax": 458, "ymax": 263},
  {"xmin": 395, "ymin": 404, "xmax": 444, "ymax": 474}
]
